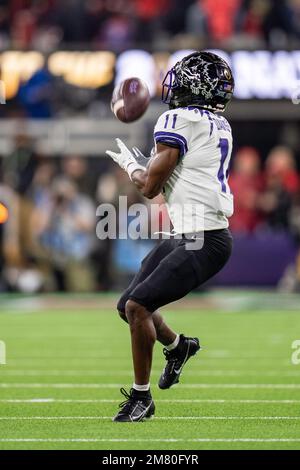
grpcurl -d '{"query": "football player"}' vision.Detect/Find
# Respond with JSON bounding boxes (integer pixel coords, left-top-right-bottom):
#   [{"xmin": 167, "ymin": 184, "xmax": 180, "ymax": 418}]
[{"xmin": 106, "ymin": 51, "xmax": 235, "ymax": 422}]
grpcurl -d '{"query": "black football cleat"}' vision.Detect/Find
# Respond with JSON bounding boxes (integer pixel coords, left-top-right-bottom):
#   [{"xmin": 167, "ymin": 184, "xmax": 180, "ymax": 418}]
[
  {"xmin": 113, "ymin": 387, "xmax": 155, "ymax": 422},
  {"xmin": 159, "ymin": 334, "xmax": 200, "ymax": 389}
]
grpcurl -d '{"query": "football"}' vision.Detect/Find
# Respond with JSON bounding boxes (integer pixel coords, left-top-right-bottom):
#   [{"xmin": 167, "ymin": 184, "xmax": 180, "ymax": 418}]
[{"xmin": 111, "ymin": 77, "xmax": 150, "ymax": 123}]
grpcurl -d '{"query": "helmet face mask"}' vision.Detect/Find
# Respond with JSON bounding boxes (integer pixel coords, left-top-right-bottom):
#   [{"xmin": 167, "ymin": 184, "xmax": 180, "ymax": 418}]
[
  {"xmin": 162, "ymin": 51, "xmax": 234, "ymax": 113},
  {"xmin": 161, "ymin": 69, "xmax": 177, "ymax": 106}
]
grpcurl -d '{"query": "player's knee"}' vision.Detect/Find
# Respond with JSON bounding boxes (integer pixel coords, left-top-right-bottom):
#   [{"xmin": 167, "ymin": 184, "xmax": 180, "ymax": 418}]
[{"xmin": 125, "ymin": 299, "xmax": 146, "ymax": 324}]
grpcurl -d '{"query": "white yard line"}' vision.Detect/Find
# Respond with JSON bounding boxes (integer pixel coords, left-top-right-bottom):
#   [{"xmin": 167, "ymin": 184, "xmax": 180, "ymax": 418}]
[
  {"xmin": 1, "ymin": 399, "xmax": 300, "ymax": 404},
  {"xmin": 1, "ymin": 383, "xmax": 300, "ymax": 389},
  {"xmin": 5, "ymin": 358, "xmax": 290, "ymax": 367},
  {"xmin": 0, "ymin": 416, "xmax": 300, "ymax": 421},
  {"xmin": 0, "ymin": 438, "xmax": 300, "ymax": 443},
  {"xmin": 2, "ymin": 369, "xmax": 300, "ymax": 377}
]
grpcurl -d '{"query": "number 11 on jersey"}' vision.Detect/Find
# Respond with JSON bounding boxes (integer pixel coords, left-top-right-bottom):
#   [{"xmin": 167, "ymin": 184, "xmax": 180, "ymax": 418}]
[{"xmin": 164, "ymin": 113, "xmax": 178, "ymax": 129}]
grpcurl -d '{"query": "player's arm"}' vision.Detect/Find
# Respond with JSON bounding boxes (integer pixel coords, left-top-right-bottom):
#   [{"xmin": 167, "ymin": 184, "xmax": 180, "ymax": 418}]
[
  {"xmin": 106, "ymin": 139, "xmax": 179, "ymax": 199},
  {"xmin": 130, "ymin": 143, "xmax": 179, "ymax": 199}
]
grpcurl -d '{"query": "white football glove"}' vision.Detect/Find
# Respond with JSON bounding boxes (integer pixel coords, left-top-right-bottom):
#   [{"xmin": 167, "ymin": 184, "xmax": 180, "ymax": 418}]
[
  {"xmin": 132, "ymin": 146, "xmax": 152, "ymax": 168},
  {"xmin": 106, "ymin": 138, "xmax": 146, "ymax": 180}
]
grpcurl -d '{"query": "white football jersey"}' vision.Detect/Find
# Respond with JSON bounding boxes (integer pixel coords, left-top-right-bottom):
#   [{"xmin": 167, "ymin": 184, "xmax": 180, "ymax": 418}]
[{"xmin": 154, "ymin": 106, "xmax": 234, "ymax": 233}]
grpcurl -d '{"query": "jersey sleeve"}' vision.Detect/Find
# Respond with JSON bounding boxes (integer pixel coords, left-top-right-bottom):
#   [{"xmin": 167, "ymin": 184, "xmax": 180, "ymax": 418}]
[{"xmin": 153, "ymin": 110, "xmax": 192, "ymax": 158}]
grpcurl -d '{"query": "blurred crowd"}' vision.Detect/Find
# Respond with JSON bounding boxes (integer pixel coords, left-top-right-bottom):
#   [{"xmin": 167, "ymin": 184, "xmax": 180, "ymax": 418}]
[
  {"xmin": 0, "ymin": 0, "xmax": 300, "ymax": 51},
  {"xmin": 0, "ymin": 135, "xmax": 158, "ymax": 292},
  {"xmin": 229, "ymin": 145, "xmax": 300, "ymax": 234},
  {"xmin": 1, "ymin": 138, "xmax": 300, "ymax": 293}
]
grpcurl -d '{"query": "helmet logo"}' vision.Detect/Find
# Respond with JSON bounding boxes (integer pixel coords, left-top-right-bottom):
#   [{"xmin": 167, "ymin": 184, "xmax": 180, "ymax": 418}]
[{"xmin": 177, "ymin": 57, "xmax": 219, "ymax": 100}]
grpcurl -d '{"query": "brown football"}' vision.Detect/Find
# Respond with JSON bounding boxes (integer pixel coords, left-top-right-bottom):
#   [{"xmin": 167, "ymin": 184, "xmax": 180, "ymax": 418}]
[{"xmin": 111, "ymin": 77, "xmax": 150, "ymax": 123}]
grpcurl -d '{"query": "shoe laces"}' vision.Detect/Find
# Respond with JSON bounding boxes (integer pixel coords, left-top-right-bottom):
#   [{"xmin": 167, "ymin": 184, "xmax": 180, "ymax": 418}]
[
  {"xmin": 163, "ymin": 348, "xmax": 178, "ymax": 362},
  {"xmin": 118, "ymin": 387, "xmax": 135, "ymax": 409}
]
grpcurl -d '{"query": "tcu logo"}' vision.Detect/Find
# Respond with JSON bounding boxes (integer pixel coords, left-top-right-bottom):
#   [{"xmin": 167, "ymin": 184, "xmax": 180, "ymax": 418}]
[{"xmin": 129, "ymin": 80, "xmax": 138, "ymax": 94}]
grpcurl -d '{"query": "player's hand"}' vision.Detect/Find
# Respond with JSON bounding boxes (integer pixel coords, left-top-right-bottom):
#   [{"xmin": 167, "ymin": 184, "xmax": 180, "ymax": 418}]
[
  {"xmin": 132, "ymin": 147, "xmax": 150, "ymax": 168},
  {"xmin": 132, "ymin": 146, "xmax": 156, "ymax": 168},
  {"xmin": 106, "ymin": 138, "xmax": 137, "ymax": 171}
]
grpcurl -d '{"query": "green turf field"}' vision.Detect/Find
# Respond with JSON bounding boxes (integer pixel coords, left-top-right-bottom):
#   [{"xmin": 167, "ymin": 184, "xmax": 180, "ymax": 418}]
[{"xmin": 0, "ymin": 292, "xmax": 300, "ymax": 450}]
